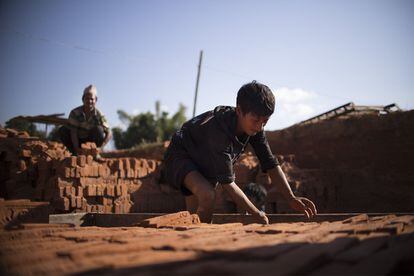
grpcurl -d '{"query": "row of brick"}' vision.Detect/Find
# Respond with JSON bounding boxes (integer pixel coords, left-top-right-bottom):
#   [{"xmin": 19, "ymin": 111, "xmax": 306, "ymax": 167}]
[{"xmin": 58, "ymin": 183, "xmax": 129, "ymax": 198}]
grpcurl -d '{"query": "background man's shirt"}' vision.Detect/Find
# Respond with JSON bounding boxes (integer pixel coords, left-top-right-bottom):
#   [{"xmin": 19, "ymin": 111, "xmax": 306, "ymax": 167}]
[{"xmin": 68, "ymin": 105, "xmax": 109, "ymax": 139}]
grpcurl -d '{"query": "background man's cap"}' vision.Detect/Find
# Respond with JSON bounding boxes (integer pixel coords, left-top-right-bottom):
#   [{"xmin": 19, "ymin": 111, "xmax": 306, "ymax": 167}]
[{"xmin": 83, "ymin": 84, "xmax": 98, "ymax": 97}]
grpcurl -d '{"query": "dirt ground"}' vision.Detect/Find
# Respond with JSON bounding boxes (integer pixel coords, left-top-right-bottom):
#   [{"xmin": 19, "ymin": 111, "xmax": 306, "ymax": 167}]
[{"xmin": 1, "ymin": 212, "xmax": 413, "ymax": 275}]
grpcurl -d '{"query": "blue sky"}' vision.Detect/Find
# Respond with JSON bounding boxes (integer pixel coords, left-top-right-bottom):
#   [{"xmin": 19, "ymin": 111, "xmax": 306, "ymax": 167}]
[{"xmin": 1, "ymin": 0, "xmax": 413, "ymax": 147}]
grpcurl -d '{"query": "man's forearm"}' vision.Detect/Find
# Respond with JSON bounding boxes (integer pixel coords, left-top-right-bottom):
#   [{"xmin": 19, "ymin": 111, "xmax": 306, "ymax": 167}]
[
  {"xmin": 222, "ymin": 182, "xmax": 261, "ymax": 215},
  {"xmin": 268, "ymin": 165, "xmax": 296, "ymax": 201}
]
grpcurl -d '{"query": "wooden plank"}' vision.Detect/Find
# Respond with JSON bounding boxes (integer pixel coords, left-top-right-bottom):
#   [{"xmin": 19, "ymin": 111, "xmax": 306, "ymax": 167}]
[{"xmin": 49, "ymin": 213, "xmax": 94, "ymax": 226}]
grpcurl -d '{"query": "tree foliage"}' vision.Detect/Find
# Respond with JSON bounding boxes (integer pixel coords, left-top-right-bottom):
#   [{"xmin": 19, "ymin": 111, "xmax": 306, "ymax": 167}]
[{"xmin": 112, "ymin": 101, "xmax": 187, "ymax": 149}]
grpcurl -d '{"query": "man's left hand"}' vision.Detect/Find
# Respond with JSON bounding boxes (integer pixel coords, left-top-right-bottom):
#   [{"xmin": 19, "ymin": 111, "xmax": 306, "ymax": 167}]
[{"xmin": 288, "ymin": 197, "xmax": 317, "ymax": 219}]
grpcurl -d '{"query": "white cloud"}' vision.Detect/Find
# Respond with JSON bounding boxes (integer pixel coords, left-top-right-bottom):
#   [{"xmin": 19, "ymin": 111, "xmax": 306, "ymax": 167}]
[
  {"xmin": 276, "ymin": 87, "xmax": 316, "ymax": 103},
  {"xmin": 160, "ymin": 104, "xmax": 170, "ymax": 113},
  {"xmin": 268, "ymin": 87, "xmax": 319, "ymax": 129}
]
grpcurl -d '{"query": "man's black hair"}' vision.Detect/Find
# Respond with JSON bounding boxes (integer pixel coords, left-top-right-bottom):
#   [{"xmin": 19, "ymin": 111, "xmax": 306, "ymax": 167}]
[{"xmin": 236, "ymin": 81, "xmax": 275, "ymax": 117}]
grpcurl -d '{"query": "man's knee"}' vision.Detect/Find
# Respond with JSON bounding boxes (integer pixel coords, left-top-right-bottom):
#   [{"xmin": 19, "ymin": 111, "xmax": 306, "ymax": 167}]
[{"xmin": 184, "ymin": 171, "xmax": 216, "ymax": 206}]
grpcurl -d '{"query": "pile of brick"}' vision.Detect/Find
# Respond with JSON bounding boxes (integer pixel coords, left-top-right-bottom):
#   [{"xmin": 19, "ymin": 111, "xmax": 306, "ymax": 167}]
[
  {"xmin": 0, "ymin": 128, "xmax": 176, "ymax": 214},
  {"xmin": 0, "ymin": 128, "xmax": 71, "ymax": 200},
  {"xmin": 51, "ymin": 144, "xmax": 161, "ymax": 214}
]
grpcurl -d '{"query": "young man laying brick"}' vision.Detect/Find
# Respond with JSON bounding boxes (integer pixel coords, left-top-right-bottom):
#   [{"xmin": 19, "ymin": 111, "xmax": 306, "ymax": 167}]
[{"xmin": 162, "ymin": 81, "xmax": 317, "ymax": 224}]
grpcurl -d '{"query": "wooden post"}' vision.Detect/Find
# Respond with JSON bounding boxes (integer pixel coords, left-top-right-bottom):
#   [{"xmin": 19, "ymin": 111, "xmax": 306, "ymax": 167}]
[{"xmin": 192, "ymin": 50, "xmax": 203, "ymax": 118}]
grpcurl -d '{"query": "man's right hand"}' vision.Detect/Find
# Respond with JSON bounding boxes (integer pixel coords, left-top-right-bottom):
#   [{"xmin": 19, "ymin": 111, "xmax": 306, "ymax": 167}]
[{"xmin": 253, "ymin": 211, "xmax": 269, "ymax": 225}]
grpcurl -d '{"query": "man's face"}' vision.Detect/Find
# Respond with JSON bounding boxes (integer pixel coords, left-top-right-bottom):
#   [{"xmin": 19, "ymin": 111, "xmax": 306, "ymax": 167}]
[
  {"xmin": 236, "ymin": 107, "xmax": 270, "ymax": 136},
  {"xmin": 83, "ymin": 92, "xmax": 97, "ymax": 112}
]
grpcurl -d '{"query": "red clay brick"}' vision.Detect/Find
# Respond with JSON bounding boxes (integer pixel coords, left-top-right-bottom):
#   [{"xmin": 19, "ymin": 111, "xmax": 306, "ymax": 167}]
[
  {"xmin": 77, "ymin": 155, "xmax": 86, "ymax": 167},
  {"xmin": 86, "ymin": 155, "xmax": 94, "ymax": 166},
  {"xmin": 65, "ymin": 186, "xmax": 72, "ymax": 196},
  {"xmin": 20, "ymin": 149, "xmax": 31, "ymax": 157},
  {"xmin": 63, "ymin": 197, "xmax": 70, "ymax": 211},
  {"xmin": 96, "ymin": 185, "xmax": 104, "ymax": 196},
  {"xmin": 116, "ymin": 185, "xmax": 122, "ymax": 196},
  {"xmin": 106, "ymin": 185, "xmax": 115, "ymax": 197},
  {"xmin": 77, "ymin": 186, "xmax": 83, "ymax": 197},
  {"xmin": 86, "ymin": 185, "xmax": 96, "ymax": 196}
]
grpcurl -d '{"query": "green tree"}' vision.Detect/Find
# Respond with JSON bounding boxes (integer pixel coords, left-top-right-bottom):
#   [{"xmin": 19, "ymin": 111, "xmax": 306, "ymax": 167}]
[{"xmin": 112, "ymin": 101, "xmax": 187, "ymax": 149}]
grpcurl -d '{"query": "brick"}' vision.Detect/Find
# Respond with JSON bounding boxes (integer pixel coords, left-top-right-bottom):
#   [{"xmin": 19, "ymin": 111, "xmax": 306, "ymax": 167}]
[
  {"xmin": 98, "ymin": 165, "xmax": 110, "ymax": 177},
  {"xmin": 118, "ymin": 169, "xmax": 125, "ymax": 178},
  {"xmin": 62, "ymin": 167, "xmax": 72, "ymax": 178},
  {"xmin": 64, "ymin": 197, "xmax": 70, "ymax": 211},
  {"xmin": 138, "ymin": 159, "xmax": 149, "ymax": 178},
  {"xmin": 116, "ymin": 185, "xmax": 122, "ymax": 196},
  {"xmin": 77, "ymin": 155, "xmax": 86, "ymax": 167},
  {"xmin": 131, "ymin": 158, "xmax": 140, "ymax": 171},
  {"xmin": 123, "ymin": 158, "xmax": 131, "ymax": 171},
  {"xmin": 74, "ymin": 167, "xmax": 81, "ymax": 178},
  {"xmin": 86, "ymin": 155, "xmax": 94, "ymax": 165},
  {"xmin": 70, "ymin": 195, "xmax": 77, "ymax": 208},
  {"xmin": 105, "ymin": 205, "xmax": 112, "ymax": 213},
  {"xmin": 141, "ymin": 211, "xmax": 201, "ymax": 228},
  {"xmin": 343, "ymin": 214, "xmax": 369, "ymax": 224},
  {"xmin": 147, "ymin": 160, "xmax": 157, "ymax": 173},
  {"xmin": 96, "ymin": 185, "xmax": 104, "ymax": 196},
  {"xmin": 77, "ymin": 186, "xmax": 83, "ymax": 197},
  {"xmin": 121, "ymin": 184, "xmax": 128, "ymax": 197},
  {"xmin": 116, "ymin": 159, "xmax": 124, "ymax": 171},
  {"xmin": 65, "ymin": 156, "xmax": 77, "ymax": 167},
  {"xmin": 76, "ymin": 196, "xmax": 82, "ymax": 208},
  {"xmin": 20, "ymin": 149, "xmax": 31, "ymax": 157},
  {"xmin": 86, "ymin": 185, "xmax": 96, "ymax": 196},
  {"xmin": 65, "ymin": 186, "xmax": 72, "ymax": 196},
  {"xmin": 92, "ymin": 166, "xmax": 99, "ymax": 177},
  {"xmin": 81, "ymin": 198, "xmax": 87, "ymax": 211},
  {"xmin": 79, "ymin": 167, "xmax": 86, "ymax": 177},
  {"xmin": 115, "ymin": 203, "xmax": 121, "ymax": 214},
  {"xmin": 79, "ymin": 177, "xmax": 88, "ymax": 187},
  {"xmin": 106, "ymin": 185, "xmax": 115, "ymax": 197},
  {"xmin": 126, "ymin": 168, "xmax": 135, "ymax": 178}
]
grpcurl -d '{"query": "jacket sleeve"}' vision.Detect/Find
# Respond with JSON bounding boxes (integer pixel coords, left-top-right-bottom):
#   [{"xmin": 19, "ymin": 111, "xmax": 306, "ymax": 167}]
[{"xmin": 249, "ymin": 131, "xmax": 279, "ymax": 172}]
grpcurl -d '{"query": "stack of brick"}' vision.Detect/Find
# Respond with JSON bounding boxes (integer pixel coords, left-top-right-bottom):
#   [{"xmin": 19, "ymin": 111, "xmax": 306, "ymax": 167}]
[
  {"xmin": 51, "ymin": 154, "xmax": 162, "ymax": 213},
  {"xmin": 0, "ymin": 128, "xmax": 71, "ymax": 200}
]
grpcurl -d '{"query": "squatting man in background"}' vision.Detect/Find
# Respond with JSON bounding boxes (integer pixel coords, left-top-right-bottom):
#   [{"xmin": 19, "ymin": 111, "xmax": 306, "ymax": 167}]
[
  {"xmin": 58, "ymin": 85, "xmax": 112, "ymax": 157},
  {"xmin": 161, "ymin": 81, "xmax": 317, "ymax": 224}
]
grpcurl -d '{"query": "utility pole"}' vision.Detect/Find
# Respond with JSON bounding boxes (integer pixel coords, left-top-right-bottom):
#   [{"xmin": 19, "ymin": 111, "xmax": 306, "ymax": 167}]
[{"xmin": 192, "ymin": 50, "xmax": 203, "ymax": 118}]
